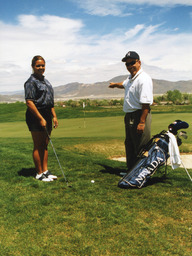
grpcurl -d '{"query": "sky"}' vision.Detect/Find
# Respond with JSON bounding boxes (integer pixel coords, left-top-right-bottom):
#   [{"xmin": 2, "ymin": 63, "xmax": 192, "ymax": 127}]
[{"xmin": 0, "ymin": 0, "xmax": 192, "ymax": 92}]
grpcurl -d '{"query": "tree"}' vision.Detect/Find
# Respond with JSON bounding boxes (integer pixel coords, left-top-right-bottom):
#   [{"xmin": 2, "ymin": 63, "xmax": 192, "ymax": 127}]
[{"xmin": 166, "ymin": 90, "xmax": 183, "ymax": 104}]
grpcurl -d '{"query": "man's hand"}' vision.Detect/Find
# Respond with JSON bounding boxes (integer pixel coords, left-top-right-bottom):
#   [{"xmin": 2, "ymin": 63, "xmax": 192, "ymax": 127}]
[
  {"xmin": 137, "ymin": 122, "xmax": 145, "ymax": 134},
  {"xmin": 109, "ymin": 82, "xmax": 116, "ymax": 88}
]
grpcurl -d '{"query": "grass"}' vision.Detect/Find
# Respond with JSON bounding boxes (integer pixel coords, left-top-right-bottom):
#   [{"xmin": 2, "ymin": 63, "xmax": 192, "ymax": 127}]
[
  {"xmin": 0, "ymin": 137, "xmax": 192, "ymax": 256},
  {"xmin": 0, "ymin": 103, "xmax": 192, "ymax": 255},
  {"xmin": 1, "ymin": 112, "xmax": 192, "ymax": 152},
  {"xmin": 0, "ymin": 102, "xmax": 191, "ymax": 122}
]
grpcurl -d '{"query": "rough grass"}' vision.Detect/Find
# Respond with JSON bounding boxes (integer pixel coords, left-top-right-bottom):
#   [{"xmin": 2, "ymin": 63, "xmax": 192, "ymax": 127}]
[
  {"xmin": 65, "ymin": 138, "xmax": 125, "ymax": 158},
  {"xmin": 0, "ymin": 137, "xmax": 191, "ymax": 256}
]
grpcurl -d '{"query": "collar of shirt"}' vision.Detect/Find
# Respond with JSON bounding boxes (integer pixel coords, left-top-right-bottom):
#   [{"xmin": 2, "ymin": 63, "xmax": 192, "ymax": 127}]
[
  {"xmin": 129, "ymin": 68, "xmax": 143, "ymax": 82},
  {"xmin": 32, "ymin": 73, "xmax": 45, "ymax": 81}
]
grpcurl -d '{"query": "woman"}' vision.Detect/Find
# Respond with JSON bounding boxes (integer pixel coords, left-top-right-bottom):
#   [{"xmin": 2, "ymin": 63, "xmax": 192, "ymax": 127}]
[{"xmin": 24, "ymin": 55, "xmax": 58, "ymax": 182}]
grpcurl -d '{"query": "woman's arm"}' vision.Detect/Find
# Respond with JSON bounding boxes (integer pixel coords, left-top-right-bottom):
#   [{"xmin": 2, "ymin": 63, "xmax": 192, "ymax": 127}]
[
  {"xmin": 26, "ymin": 100, "xmax": 47, "ymax": 127},
  {"xmin": 51, "ymin": 107, "xmax": 58, "ymax": 128}
]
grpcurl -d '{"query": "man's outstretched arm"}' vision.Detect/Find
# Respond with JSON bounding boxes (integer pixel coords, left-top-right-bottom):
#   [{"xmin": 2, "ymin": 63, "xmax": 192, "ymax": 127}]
[{"xmin": 109, "ymin": 82, "xmax": 124, "ymax": 89}]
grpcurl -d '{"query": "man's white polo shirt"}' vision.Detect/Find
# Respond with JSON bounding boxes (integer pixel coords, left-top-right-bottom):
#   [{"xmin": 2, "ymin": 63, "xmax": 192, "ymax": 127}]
[{"xmin": 123, "ymin": 68, "xmax": 153, "ymax": 113}]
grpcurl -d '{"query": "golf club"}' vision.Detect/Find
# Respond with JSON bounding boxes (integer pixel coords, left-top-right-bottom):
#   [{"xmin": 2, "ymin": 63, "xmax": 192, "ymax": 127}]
[
  {"xmin": 181, "ymin": 160, "xmax": 192, "ymax": 182},
  {"xmin": 45, "ymin": 128, "xmax": 71, "ymax": 187}
]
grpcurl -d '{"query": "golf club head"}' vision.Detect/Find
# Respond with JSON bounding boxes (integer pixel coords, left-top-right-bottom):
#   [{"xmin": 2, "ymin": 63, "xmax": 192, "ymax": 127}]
[{"xmin": 178, "ymin": 131, "xmax": 188, "ymax": 139}]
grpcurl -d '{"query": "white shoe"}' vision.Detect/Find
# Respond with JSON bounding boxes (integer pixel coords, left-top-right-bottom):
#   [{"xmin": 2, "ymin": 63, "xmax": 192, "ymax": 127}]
[
  {"xmin": 35, "ymin": 173, "xmax": 53, "ymax": 182},
  {"xmin": 44, "ymin": 170, "xmax": 57, "ymax": 180}
]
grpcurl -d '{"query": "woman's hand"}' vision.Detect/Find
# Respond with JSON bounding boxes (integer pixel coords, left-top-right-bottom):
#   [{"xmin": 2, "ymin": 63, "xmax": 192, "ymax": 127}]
[
  {"xmin": 53, "ymin": 117, "xmax": 58, "ymax": 129},
  {"xmin": 39, "ymin": 118, "xmax": 47, "ymax": 128}
]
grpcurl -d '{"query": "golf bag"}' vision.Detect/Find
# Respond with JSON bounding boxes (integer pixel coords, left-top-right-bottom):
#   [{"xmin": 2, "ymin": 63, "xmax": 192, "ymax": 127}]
[{"xmin": 118, "ymin": 120, "xmax": 189, "ymax": 189}]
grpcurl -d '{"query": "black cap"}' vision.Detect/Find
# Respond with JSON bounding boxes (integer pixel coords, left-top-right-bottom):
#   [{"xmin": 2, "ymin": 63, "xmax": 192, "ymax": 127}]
[{"xmin": 122, "ymin": 51, "xmax": 140, "ymax": 62}]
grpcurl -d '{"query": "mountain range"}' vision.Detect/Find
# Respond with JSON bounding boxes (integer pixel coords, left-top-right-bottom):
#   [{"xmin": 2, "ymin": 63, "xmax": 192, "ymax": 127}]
[{"xmin": 0, "ymin": 76, "xmax": 192, "ymax": 102}]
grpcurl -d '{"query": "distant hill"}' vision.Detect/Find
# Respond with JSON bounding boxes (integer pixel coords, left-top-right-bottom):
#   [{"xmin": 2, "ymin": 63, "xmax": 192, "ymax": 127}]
[
  {"xmin": 153, "ymin": 79, "xmax": 192, "ymax": 95},
  {"xmin": 0, "ymin": 76, "xmax": 192, "ymax": 102},
  {"xmin": 53, "ymin": 76, "xmax": 192, "ymax": 100},
  {"xmin": 0, "ymin": 92, "xmax": 24, "ymax": 103}
]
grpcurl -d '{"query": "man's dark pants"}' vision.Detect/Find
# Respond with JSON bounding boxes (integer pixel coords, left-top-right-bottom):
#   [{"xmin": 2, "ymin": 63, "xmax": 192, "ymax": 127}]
[{"xmin": 124, "ymin": 110, "xmax": 151, "ymax": 170}]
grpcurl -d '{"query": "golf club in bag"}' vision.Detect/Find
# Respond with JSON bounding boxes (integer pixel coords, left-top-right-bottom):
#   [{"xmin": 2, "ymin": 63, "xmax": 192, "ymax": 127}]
[{"xmin": 118, "ymin": 120, "xmax": 190, "ymax": 189}]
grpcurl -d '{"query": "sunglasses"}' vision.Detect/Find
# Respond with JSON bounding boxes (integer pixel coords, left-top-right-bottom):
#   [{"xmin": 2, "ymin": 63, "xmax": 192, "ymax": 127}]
[
  {"xmin": 125, "ymin": 60, "xmax": 137, "ymax": 67},
  {"xmin": 36, "ymin": 65, "xmax": 45, "ymax": 67}
]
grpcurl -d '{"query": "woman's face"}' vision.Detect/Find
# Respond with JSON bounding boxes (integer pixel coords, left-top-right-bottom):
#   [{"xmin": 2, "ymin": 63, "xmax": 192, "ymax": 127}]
[{"xmin": 33, "ymin": 59, "xmax": 45, "ymax": 77}]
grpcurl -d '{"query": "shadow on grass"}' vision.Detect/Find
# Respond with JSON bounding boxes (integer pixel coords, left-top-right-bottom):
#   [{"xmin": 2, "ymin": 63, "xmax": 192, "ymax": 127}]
[
  {"xmin": 18, "ymin": 167, "xmax": 36, "ymax": 178},
  {"xmin": 146, "ymin": 175, "xmax": 172, "ymax": 186},
  {"xmin": 99, "ymin": 163, "xmax": 171, "ymax": 188},
  {"xmin": 98, "ymin": 164, "xmax": 127, "ymax": 177}
]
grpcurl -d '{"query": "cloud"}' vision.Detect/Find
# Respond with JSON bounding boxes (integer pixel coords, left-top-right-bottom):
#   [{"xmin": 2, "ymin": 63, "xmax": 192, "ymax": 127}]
[
  {"xmin": 125, "ymin": 24, "xmax": 145, "ymax": 38},
  {"xmin": 0, "ymin": 14, "xmax": 192, "ymax": 92},
  {"xmin": 0, "ymin": 15, "xmax": 87, "ymax": 91},
  {"xmin": 74, "ymin": 0, "xmax": 192, "ymax": 16},
  {"xmin": 122, "ymin": 24, "xmax": 192, "ymax": 74},
  {"xmin": 18, "ymin": 15, "xmax": 84, "ymax": 35},
  {"xmin": 73, "ymin": 0, "xmax": 131, "ymax": 16}
]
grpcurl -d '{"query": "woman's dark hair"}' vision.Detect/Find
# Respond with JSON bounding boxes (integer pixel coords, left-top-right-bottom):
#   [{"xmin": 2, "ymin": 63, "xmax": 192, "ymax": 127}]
[{"xmin": 31, "ymin": 55, "xmax": 45, "ymax": 67}]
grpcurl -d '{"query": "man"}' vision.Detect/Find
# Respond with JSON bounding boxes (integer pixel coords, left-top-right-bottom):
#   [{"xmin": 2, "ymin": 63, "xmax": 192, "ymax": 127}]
[{"xmin": 109, "ymin": 51, "xmax": 153, "ymax": 171}]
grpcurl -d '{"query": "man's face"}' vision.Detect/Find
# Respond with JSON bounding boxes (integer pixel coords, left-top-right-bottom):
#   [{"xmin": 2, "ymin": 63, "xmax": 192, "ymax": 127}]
[{"xmin": 125, "ymin": 58, "xmax": 141, "ymax": 77}]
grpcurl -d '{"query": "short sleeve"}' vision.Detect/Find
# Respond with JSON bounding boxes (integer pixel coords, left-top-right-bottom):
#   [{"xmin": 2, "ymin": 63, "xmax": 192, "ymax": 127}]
[
  {"xmin": 24, "ymin": 80, "xmax": 36, "ymax": 100},
  {"xmin": 139, "ymin": 74, "xmax": 153, "ymax": 104}
]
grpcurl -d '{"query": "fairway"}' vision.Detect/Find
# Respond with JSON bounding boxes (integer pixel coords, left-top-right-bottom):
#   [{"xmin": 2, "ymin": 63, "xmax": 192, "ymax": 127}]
[
  {"xmin": 1, "ymin": 112, "xmax": 192, "ymax": 138},
  {"xmin": 1, "ymin": 112, "xmax": 191, "ymax": 152}
]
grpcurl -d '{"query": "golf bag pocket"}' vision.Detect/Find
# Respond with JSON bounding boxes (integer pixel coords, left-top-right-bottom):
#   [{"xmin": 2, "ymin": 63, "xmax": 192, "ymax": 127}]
[{"xmin": 118, "ymin": 143, "xmax": 168, "ymax": 189}]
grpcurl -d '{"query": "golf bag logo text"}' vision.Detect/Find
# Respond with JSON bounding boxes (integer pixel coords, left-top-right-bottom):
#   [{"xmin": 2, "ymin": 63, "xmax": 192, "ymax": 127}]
[{"xmin": 135, "ymin": 156, "xmax": 164, "ymax": 185}]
